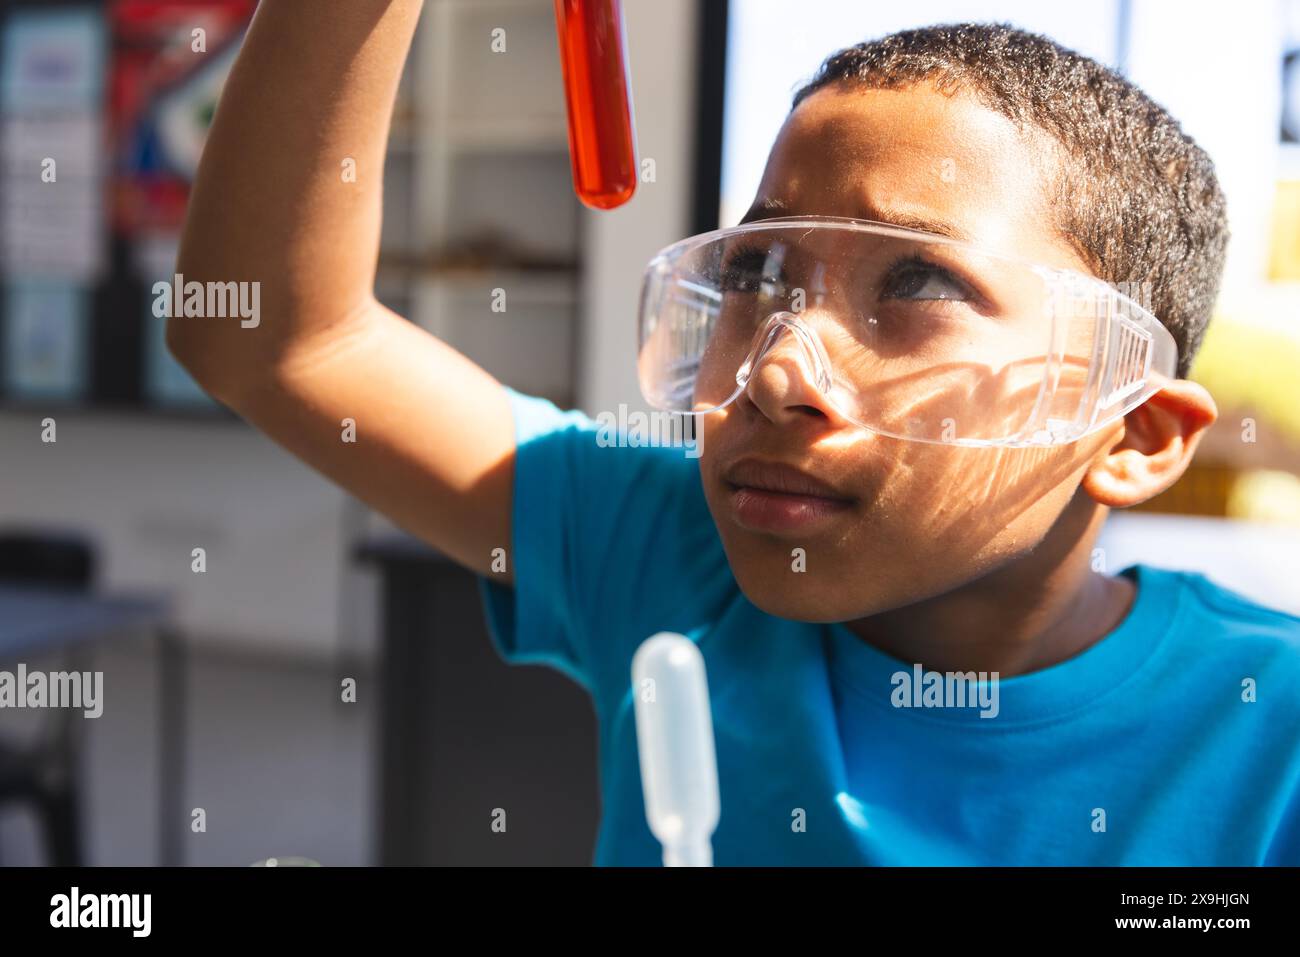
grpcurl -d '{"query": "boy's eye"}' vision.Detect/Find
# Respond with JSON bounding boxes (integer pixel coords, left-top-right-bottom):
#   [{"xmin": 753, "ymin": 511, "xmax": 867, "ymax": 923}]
[
  {"xmin": 880, "ymin": 258, "xmax": 974, "ymax": 302},
  {"xmin": 720, "ymin": 248, "xmax": 784, "ymax": 293}
]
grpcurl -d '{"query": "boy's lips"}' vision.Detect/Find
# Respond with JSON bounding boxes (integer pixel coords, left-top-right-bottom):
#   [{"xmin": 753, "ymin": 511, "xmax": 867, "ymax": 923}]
[{"xmin": 722, "ymin": 458, "xmax": 857, "ymax": 534}]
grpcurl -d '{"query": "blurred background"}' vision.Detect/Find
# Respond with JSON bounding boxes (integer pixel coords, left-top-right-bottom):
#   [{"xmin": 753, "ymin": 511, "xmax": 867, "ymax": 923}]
[{"xmin": 0, "ymin": 0, "xmax": 1296, "ymax": 865}]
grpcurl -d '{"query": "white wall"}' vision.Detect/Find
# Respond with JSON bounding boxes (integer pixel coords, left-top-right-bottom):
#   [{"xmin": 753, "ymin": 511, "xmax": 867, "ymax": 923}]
[
  {"xmin": 719, "ymin": 0, "xmax": 1121, "ymax": 229},
  {"xmin": 1099, "ymin": 511, "xmax": 1300, "ymax": 615},
  {"xmin": 1126, "ymin": 0, "xmax": 1285, "ymax": 295},
  {"xmin": 0, "ymin": 411, "xmax": 350, "ymax": 657}
]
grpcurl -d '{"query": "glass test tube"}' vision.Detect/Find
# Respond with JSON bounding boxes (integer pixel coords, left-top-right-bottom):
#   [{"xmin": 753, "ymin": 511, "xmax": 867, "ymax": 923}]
[{"xmin": 553, "ymin": 0, "xmax": 638, "ymax": 210}]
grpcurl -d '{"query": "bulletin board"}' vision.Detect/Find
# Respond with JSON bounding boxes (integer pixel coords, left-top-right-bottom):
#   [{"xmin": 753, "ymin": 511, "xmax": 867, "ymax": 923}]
[{"xmin": 0, "ymin": 0, "xmax": 254, "ymax": 414}]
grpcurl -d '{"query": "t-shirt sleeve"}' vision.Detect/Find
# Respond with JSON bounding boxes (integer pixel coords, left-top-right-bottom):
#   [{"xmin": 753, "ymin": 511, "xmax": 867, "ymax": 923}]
[
  {"xmin": 476, "ymin": 387, "xmax": 599, "ymax": 690},
  {"xmin": 476, "ymin": 386, "xmax": 729, "ymax": 698}
]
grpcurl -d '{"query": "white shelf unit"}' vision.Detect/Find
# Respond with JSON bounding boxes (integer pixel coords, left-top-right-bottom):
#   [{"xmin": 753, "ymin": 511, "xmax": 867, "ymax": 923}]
[
  {"xmin": 413, "ymin": 269, "xmax": 577, "ymax": 402},
  {"xmin": 377, "ymin": 0, "xmax": 581, "ymax": 409}
]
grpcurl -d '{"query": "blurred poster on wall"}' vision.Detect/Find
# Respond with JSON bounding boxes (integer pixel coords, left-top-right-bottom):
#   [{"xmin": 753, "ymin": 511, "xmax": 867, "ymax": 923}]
[
  {"xmin": 0, "ymin": 7, "xmax": 107, "ymax": 282},
  {"xmin": 109, "ymin": 0, "xmax": 255, "ymax": 236},
  {"xmin": 0, "ymin": 6, "xmax": 106, "ymax": 402},
  {"xmin": 135, "ymin": 232, "xmax": 211, "ymax": 407},
  {"xmin": 3, "ymin": 283, "xmax": 90, "ymax": 401},
  {"xmin": 108, "ymin": 0, "xmax": 254, "ymax": 409}
]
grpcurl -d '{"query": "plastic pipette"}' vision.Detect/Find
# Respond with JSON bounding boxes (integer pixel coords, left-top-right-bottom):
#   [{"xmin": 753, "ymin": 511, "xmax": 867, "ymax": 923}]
[{"xmin": 631, "ymin": 632, "xmax": 720, "ymax": 867}]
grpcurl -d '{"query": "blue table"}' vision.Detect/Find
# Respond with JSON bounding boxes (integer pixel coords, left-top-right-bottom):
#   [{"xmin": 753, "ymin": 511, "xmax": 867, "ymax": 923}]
[{"xmin": 0, "ymin": 585, "xmax": 183, "ymax": 865}]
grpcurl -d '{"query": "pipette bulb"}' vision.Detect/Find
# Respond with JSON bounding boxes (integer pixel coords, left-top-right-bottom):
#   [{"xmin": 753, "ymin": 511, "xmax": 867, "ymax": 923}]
[{"xmin": 631, "ymin": 632, "xmax": 720, "ymax": 866}]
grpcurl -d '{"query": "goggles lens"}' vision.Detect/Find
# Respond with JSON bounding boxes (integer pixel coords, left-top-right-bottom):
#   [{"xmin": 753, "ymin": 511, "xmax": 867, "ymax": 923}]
[{"xmin": 638, "ymin": 218, "xmax": 1175, "ymax": 446}]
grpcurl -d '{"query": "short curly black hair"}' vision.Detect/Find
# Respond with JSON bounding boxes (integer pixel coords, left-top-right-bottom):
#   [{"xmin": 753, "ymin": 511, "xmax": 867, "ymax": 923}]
[{"xmin": 790, "ymin": 22, "xmax": 1229, "ymax": 378}]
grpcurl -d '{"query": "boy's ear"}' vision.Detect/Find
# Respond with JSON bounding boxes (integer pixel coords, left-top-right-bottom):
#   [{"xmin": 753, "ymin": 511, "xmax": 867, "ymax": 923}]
[{"xmin": 1081, "ymin": 379, "xmax": 1218, "ymax": 508}]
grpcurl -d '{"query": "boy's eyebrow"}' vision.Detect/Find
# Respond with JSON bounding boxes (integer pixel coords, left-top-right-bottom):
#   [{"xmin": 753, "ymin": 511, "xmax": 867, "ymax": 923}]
[{"xmin": 738, "ymin": 197, "xmax": 971, "ymax": 242}]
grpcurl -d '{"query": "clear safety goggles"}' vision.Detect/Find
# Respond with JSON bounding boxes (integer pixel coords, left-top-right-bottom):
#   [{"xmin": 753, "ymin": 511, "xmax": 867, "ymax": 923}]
[{"xmin": 637, "ymin": 216, "xmax": 1177, "ymax": 447}]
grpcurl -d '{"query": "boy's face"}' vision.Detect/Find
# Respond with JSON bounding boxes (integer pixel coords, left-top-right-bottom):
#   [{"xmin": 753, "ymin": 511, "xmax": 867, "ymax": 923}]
[{"xmin": 700, "ymin": 82, "xmax": 1122, "ymax": 622}]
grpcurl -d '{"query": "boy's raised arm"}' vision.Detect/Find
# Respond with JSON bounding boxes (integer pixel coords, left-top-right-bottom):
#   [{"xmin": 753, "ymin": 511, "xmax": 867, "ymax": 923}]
[{"xmin": 168, "ymin": 0, "xmax": 516, "ymax": 582}]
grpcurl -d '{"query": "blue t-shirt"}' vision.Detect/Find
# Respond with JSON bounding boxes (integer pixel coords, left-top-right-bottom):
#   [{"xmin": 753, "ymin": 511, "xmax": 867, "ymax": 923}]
[{"xmin": 478, "ymin": 387, "xmax": 1300, "ymax": 865}]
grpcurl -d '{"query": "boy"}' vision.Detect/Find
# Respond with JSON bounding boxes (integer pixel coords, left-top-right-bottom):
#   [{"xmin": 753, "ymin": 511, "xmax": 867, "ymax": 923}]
[{"xmin": 169, "ymin": 5, "xmax": 1300, "ymax": 864}]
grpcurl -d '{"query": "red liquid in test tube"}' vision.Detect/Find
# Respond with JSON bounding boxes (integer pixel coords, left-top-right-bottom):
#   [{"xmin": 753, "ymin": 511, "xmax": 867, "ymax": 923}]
[{"xmin": 554, "ymin": 0, "xmax": 638, "ymax": 210}]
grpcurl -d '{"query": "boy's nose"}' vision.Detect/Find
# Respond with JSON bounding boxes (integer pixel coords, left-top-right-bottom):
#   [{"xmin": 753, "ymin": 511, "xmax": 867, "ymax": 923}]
[{"xmin": 738, "ymin": 312, "xmax": 851, "ymax": 427}]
